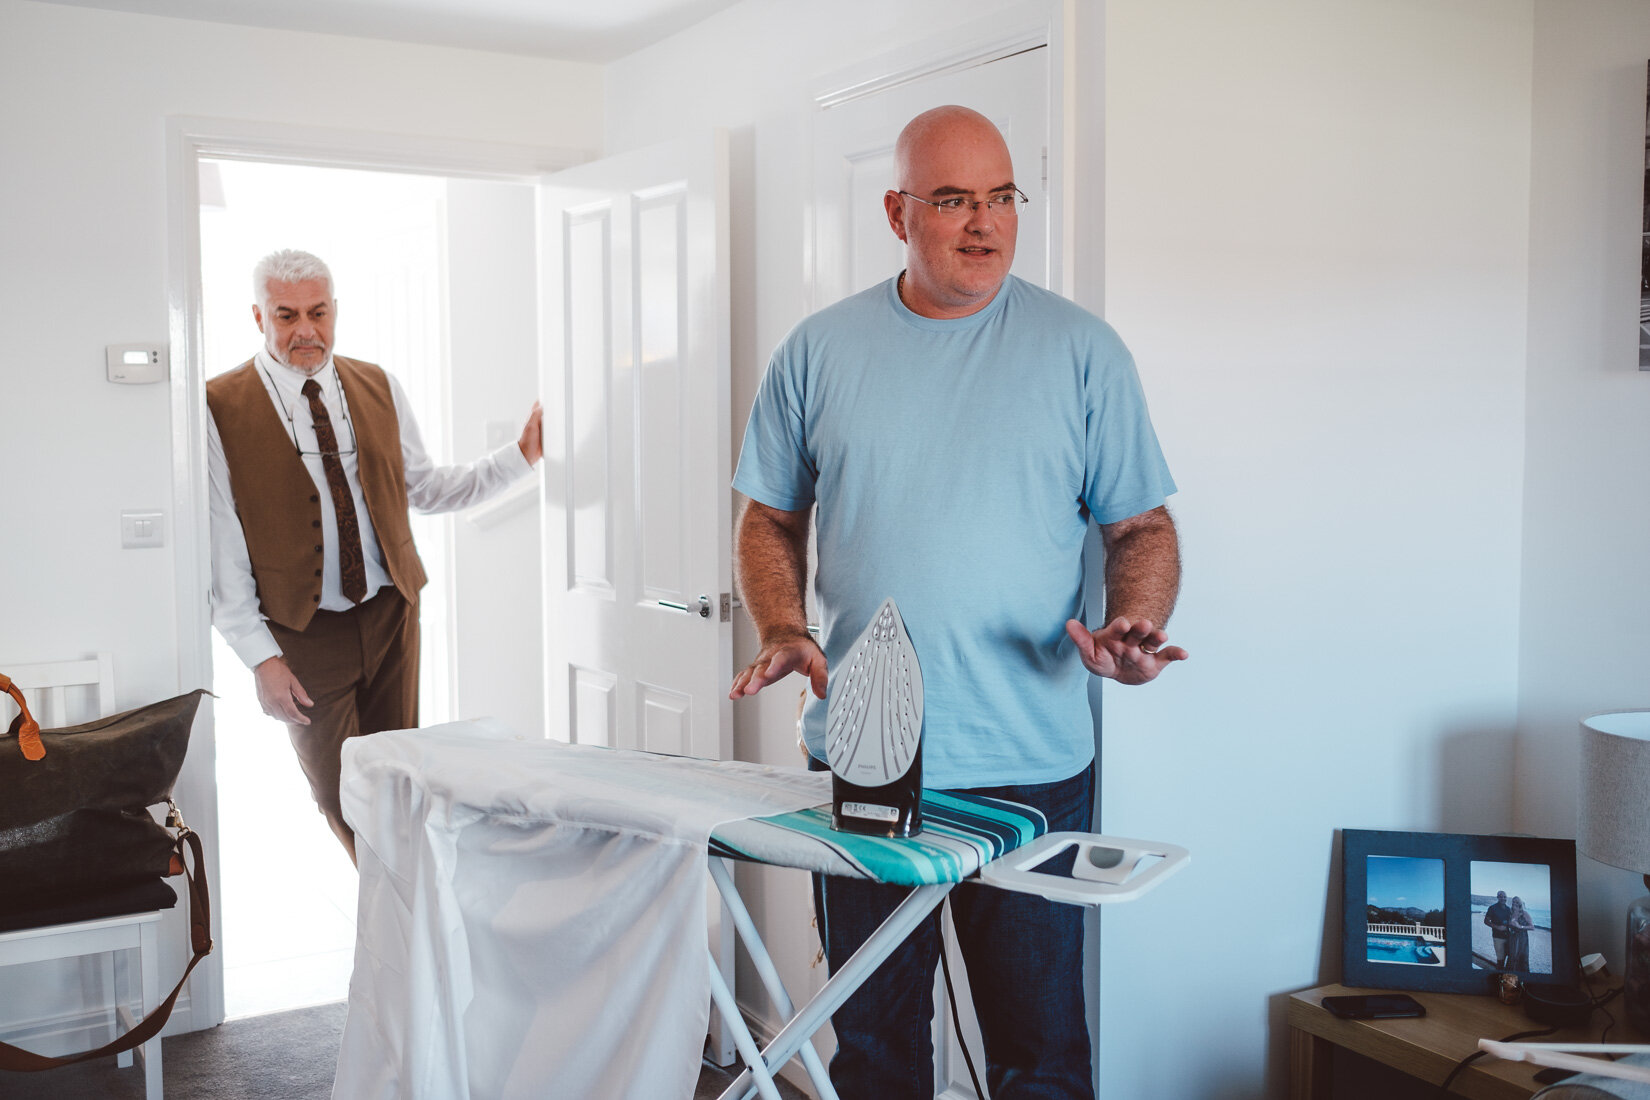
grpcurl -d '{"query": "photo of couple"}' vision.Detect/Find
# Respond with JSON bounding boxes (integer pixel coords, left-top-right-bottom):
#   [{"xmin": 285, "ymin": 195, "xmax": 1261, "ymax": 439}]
[{"xmin": 1470, "ymin": 861, "xmax": 1554, "ymax": 975}]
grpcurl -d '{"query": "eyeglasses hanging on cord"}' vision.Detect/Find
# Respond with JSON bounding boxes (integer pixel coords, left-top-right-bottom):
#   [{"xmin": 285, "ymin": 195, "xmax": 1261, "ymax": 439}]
[{"xmin": 258, "ymin": 364, "xmax": 359, "ymax": 458}]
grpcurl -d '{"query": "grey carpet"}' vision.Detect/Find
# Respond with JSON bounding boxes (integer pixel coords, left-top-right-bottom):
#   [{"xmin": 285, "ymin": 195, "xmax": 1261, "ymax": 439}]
[{"xmin": 0, "ymin": 1001, "xmax": 808, "ymax": 1098}]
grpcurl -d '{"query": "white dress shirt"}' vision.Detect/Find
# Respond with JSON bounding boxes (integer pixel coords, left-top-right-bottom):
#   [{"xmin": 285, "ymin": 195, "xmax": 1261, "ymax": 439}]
[{"xmin": 208, "ymin": 349, "xmax": 533, "ymax": 670}]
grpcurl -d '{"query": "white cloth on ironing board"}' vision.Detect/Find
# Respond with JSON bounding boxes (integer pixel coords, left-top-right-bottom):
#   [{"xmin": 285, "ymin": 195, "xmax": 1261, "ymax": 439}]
[{"xmin": 333, "ymin": 719, "xmax": 828, "ymax": 1100}]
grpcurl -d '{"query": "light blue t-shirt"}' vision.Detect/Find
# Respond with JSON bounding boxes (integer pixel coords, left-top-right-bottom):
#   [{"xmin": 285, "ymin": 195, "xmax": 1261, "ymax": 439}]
[{"xmin": 733, "ymin": 274, "xmax": 1176, "ymax": 788}]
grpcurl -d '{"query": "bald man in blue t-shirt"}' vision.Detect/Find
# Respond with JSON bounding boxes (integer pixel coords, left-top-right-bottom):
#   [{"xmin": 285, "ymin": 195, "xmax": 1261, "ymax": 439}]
[{"xmin": 729, "ymin": 105, "xmax": 1186, "ymax": 1100}]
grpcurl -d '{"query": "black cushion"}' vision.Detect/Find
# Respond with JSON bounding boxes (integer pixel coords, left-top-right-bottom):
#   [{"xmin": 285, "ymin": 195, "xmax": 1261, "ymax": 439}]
[{"xmin": 0, "ymin": 877, "xmax": 177, "ymax": 934}]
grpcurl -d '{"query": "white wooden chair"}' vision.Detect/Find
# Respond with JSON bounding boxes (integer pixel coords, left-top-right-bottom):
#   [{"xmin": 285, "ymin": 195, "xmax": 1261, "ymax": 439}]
[{"xmin": 0, "ymin": 654, "xmax": 167, "ymax": 1100}]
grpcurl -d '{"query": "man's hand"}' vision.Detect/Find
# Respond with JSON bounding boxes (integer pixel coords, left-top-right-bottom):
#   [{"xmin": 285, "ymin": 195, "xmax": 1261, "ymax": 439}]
[
  {"xmin": 254, "ymin": 656, "xmax": 314, "ymax": 725},
  {"xmin": 730, "ymin": 499, "xmax": 821, "ymax": 701},
  {"xmin": 1065, "ymin": 616, "xmax": 1188, "ymax": 686},
  {"xmin": 518, "ymin": 401, "xmax": 544, "ymax": 465},
  {"xmin": 729, "ymin": 632, "xmax": 828, "ymax": 700}
]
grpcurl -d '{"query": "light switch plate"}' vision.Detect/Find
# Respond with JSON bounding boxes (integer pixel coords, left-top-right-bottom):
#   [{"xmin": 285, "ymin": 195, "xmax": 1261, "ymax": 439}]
[{"xmin": 121, "ymin": 510, "xmax": 165, "ymax": 548}]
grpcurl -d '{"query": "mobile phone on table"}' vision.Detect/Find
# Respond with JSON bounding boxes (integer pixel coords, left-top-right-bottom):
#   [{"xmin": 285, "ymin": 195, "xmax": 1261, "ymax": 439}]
[{"xmin": 1322, "ymin": 993, "xmax": 1426, "ymax": 1019}]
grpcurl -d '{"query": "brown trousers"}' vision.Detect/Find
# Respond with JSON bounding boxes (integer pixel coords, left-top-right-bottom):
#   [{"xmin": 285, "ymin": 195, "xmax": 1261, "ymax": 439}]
[{"xmin": 267, "ymin": 588, "xmax": 419, "ymax": 851}]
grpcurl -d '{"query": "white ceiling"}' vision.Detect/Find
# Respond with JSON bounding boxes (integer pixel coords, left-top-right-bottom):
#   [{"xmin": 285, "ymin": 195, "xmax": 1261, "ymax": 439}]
[{"xmin": 33, "ymin": 0, "xmax": 742, "ymax": 62}]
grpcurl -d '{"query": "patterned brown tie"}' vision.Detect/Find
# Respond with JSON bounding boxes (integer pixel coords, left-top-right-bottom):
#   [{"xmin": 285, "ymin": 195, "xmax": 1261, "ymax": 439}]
[{"xmin": 301, "ymin": 378, "xmax": 368, "ymax": 604}]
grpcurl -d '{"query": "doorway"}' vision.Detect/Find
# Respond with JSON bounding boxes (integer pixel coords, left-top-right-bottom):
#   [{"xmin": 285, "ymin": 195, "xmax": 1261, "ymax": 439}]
[{"xmin": 197, "ymin": 158, "xmax": 540, "ymax": 1018}]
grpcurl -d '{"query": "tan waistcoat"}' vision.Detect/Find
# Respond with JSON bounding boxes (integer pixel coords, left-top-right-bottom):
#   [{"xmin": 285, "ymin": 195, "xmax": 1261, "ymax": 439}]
[{"xmin": 206, "ymin": 356, "xmax": 427, "ymax": 632}]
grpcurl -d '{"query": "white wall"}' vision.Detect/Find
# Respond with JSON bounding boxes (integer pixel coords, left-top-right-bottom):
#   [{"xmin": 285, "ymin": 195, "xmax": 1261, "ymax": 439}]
[
  {"xmin": 1517, "ymin": 0, "xmax": 1650, "ymax": 974},
  {"xmin": 0, "ymin": 0, "xmax": 597, "ymax": 1049},
  {"xmin": 611, "ymin": 1, "xmax": 1546, "ymax": 1097},
  {"xmin": 1100, "ymin": 2, "xmax": 1533, "ymax": 1095}
]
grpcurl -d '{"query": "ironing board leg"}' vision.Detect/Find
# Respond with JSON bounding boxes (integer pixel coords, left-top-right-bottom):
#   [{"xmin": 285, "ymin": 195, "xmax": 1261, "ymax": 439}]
[
  {"xmin": 708, "ymin": 859, "xmax": 838, "ymax": 1100},
  {"xmin": 707, "ymin": 948, "xmax": 784, "ymax": 1100},
  {"xmin": 716, "ymin": 881, "xmax": 956, "ymax": 1100}
]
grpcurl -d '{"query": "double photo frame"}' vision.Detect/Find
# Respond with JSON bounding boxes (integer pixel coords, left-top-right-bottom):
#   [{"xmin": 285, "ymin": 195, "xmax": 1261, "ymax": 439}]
[{"xmin": 1341, "ymin": 829, "xmax": 1580, "ymax": 995}]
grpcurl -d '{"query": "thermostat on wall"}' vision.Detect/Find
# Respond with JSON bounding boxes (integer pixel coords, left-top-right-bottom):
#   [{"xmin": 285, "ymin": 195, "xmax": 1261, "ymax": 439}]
[{"xmin": 106, "ymin": 344, "xmax": 168, "ymax": 384}]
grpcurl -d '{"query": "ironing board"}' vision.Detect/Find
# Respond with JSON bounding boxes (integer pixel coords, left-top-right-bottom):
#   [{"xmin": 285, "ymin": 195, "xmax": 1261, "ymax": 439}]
[
  {"xmin": 334, "ymin": 721, "xmax": 1188, "ymax": 1100},
  {"xmin": 705, "ymin": 795, "xmax": 1187, "ymax": 1100}
]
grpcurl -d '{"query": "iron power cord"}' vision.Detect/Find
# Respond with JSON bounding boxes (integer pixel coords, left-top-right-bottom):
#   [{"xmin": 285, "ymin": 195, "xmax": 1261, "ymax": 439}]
[
  {"xmin": 1580, "ymin": 969, "xmax": 1622, "ymax": 1046},
  {"xmin": 1438, "ymin": 1026, "xmax": 1558, "ymax": 1094},
  {"xmin": 1442, "ymin": 963, "xmax": 1626, "ymax": 1092}
]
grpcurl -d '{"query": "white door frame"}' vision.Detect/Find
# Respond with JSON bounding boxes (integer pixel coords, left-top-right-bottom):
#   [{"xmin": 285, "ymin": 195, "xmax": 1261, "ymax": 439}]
[
  {"xmin": 163, "ymin": 116, "xmax": 587, "ymax": 1032},
  {"xmin": 805, "ymin": 5, "xmax": 1095, "ymax": 1097}
]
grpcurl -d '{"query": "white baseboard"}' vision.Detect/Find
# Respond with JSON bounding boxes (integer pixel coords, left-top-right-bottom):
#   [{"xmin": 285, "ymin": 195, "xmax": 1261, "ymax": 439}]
[{"xmin": 0, "ymin": 991, "xmax": 196, "ymax": 1057}]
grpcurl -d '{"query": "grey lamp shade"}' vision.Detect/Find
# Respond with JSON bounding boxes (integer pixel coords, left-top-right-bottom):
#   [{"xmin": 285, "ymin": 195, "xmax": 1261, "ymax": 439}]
[{"xmin": 1579, "ymin": 711, "xmax": 1650, "ymax": 874}]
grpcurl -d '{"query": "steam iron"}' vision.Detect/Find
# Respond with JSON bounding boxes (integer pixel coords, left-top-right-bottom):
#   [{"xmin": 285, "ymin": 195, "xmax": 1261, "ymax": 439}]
[{"xmin": 826, "ymin": 597, "xmax": 924, "ymax": 837}]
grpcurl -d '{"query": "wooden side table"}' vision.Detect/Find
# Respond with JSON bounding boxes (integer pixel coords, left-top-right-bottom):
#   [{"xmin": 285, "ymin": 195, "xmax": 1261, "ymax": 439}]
[{"xmin": 1289, "ymin": 983, "xmax": 1607, "ymax": 1100}]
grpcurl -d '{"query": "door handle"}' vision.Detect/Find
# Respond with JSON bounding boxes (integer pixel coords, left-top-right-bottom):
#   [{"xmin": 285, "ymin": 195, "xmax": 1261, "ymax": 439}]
[{"xmin": 657, "ymin": 595, "xmax": 712, "ymax": 618}]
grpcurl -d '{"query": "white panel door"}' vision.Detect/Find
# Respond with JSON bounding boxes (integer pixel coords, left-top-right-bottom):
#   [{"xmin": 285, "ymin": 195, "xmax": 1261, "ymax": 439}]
[
  {"xmin": 539, "ymin": 135, "xmax": 733, "ymax": 762},
  {"xmin": 812, "ymin": 46, "xmax": 1052, "ymax": 1100}
]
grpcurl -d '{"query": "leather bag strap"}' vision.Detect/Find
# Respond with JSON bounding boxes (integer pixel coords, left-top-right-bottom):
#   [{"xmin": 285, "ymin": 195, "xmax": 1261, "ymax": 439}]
[
  {"xmin": 0, "ymin": 674, "xmax": 44, "ymax": 761},
  {"xmin": 0, "ymin": 823, "xmax": 212, "ymax": 1071}
]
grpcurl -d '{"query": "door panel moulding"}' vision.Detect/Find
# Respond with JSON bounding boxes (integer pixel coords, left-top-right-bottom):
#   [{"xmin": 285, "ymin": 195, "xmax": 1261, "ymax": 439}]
[
  {"xmin": 816, "ymin": 38, "xmax": 1051, "ymax": 111},
  {"xmin": 803, "ymin": 0, "xmax": 1069, "ymax": 315},
  {"xmin": 810, "ymin": 1, "xmax": 1060, "ymax": 111}
]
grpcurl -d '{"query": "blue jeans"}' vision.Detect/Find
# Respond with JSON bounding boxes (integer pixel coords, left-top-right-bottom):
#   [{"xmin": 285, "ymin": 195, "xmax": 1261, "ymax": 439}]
[{"xmin": 812, "ymin": 763, "xmax": 1096, "ymax": 1100}]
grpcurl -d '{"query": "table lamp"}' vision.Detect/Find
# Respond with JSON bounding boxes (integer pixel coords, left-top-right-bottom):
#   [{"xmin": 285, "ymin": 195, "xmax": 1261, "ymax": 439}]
[{"xmin": 1578, "ymin": 710, "xmax": 1650, "ymax": 1032}]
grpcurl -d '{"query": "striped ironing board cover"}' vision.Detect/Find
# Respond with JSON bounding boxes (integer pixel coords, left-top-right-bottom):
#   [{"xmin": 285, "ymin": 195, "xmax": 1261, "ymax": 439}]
[{"xmin": 709, "ymin": 790, "xmax": 1048, "ymax": 887}]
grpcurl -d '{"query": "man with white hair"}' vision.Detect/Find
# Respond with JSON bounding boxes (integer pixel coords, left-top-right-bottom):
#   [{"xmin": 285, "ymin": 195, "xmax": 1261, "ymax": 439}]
[
  {"xmin": 730, "ymin": 106, "xmax": 1185, "ymax": 1098},
  {"xmin": 207, "ymin": 249, "xmax": 541, "ymax": 862}
]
